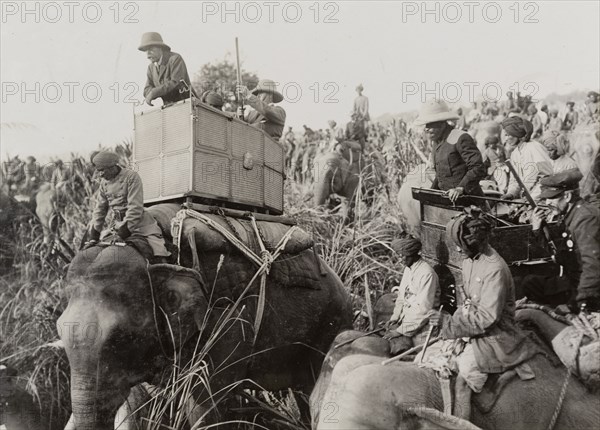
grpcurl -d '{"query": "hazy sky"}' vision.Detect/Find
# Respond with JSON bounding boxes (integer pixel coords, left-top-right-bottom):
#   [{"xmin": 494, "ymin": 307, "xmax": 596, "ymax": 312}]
[{"xmin": 2, "ymin": 1, "xmax": 599, "ymax": 161}]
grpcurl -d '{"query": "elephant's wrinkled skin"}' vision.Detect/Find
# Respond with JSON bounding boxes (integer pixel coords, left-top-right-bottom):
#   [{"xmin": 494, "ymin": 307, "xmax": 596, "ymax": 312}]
[
  {"xmin": 396, "ymin": 163, "xmax": 435, "ymax": 234},
  {"xmin": 312, "ymin": 143, "xmax": 385, "ymax": 209},
  {"xmin": 311, "ymin": 309, "xmax": 600, "ymax": 430},
  {"xmin": 57, "ymin": 218, "xmax": 352, "ymax": 430}
]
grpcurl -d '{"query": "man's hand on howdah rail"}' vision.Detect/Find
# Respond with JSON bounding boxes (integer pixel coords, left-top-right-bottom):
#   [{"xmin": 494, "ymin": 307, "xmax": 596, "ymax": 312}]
[{"xmin": 446, "ymin": 187, "xmax": 464, "ymax": 203}]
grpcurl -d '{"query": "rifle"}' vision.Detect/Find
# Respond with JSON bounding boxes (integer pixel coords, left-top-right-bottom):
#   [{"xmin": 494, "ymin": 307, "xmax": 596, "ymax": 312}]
[
  {"xmin": 504, "ymin": 160, "xmax": 557, "ymax": 255},
  {"xmin": 235, "ymin": 37, "xmax": 244, "ymax": 119}
]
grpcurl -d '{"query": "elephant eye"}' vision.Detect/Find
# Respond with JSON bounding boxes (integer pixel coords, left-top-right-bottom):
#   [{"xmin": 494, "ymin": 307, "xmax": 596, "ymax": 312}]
[{"xmin": 166, "ymin": 290, "xmax": 180, "ymax": 308}]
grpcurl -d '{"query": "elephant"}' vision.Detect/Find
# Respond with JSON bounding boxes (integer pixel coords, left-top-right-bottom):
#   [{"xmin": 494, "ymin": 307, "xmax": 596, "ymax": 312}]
[
  {"xmin": 396, "ymin": 163, "xmax": 435, "ymax": 234},
  {"xmin": 311, "ymin": 308, "xmax": 600, "ymax": 430},
  {"xmin": 312, "ymin": 141, "xmax": 385, "ymax": 216},
  {"xmin": 569, "ymin": 123, "xmax": 600, "ymax": 197},
  {"xmin": 56, "ymin": 207, "xmax": 353, "ymax": 430}
]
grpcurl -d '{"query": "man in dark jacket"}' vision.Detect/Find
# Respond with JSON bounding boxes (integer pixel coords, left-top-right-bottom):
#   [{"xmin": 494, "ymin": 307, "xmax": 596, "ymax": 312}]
[
  {"xmin": 139, "ymin": 32, "xmax": 191, "ymax": 106},
  {"xmin": 236, "ymin": 79, "xmax": 286, "ymax": 139},
  {"xmin": 525, "ymin": 169, "xmax": 600, "ymax": 312},
  {"xmin": 415, "ymin": 99, "xmax": 486, "ymax": 202}
]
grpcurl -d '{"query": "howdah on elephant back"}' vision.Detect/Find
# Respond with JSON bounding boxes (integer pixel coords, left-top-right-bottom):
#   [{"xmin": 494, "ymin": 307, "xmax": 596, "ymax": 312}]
[{"xmin": 57, "ymin": 204, "xmax": 352, "ymax": 429}]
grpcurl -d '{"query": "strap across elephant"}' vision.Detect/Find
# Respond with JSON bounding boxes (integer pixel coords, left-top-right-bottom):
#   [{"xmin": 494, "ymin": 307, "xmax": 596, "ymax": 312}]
[{"xmin": 57, "ymin": 204, "xmax": 353, "ymax": 430}]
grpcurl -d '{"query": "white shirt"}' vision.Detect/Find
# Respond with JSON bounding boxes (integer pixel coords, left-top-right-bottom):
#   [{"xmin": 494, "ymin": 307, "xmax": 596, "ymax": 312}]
[
  {"xmin": 390, "ymin": 259, "xmax": 440, "ymax": 336},
  {"xmin": 506, "ymin": 140, "xmax": 553, "ymax": 200}
]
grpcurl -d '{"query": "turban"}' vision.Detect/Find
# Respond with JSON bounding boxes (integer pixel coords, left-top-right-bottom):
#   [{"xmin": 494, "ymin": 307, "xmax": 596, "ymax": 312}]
[
  {"xmin": 541, "ymin": 131, "xmax": 568, "ymax": 156},
  {"xmin": 92, "ymin": 151, "xmax": 119, "ymax": 168},
  {"xmin": 391, "ymin": 237, "xmax": 422, "ymax": 256},
  {"xmin": 328, "ymin": 120, "xmax": 337, "ymax": 128},
  {"xmin": 502, "ymin": 116, "xmax": 533, "ymax": 142},
  {"xmin": 527, "ymin": 104, "xmax": 538, "ymax": 115},
  {"xmin": 205, "ymin": 92, "xmax": 223, "ymax": 108},
  {"xmin": 446, "ymin": 207, "xmax": 494, "ymax": 250}
]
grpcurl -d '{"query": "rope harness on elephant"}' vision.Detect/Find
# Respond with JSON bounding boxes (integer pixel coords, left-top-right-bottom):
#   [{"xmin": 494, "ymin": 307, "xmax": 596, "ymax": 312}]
[
  {"xmin": 172, "ymin": 208, "xmax": 299, "ymax": 343},
  {"xmin": 516, "ymin": 303, "xmax": 600, "ymax": 429},
  {"xmin": 546, "ymin": 331, "xmax": 584, "ymax": 430}
]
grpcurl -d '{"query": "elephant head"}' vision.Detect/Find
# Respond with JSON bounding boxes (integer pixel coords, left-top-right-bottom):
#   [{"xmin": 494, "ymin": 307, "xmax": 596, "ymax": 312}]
[
  {"xmin": 57, "ymin": 245, "xmax": 207, "ymax": 430},
  {"xmin": 312, "ymin": 152, "xmax": 356, "ymax": 205},
  {"xmin": 58, "ymin": 218, "xmax": 352, "ymax": 429}
]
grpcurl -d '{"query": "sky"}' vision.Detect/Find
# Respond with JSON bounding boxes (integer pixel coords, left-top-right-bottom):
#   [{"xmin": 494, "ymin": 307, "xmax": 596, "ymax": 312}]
[{"xmin": 1, "ymin": 0, "xmax": 599, "ymax": 162}]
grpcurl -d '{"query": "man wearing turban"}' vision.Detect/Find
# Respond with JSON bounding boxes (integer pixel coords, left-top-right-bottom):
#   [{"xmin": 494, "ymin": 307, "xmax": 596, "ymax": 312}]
[
  {"xmin": 88, "ymin": 151, "xmax": 169, "ymax": 261},
  {"xmin": 501, "ymin": 116, "xmax": 552, "ymax": 201},
  {"xmin": 421, "ymin": 207, "xmax": 538, "ymax": 422},
  {"xmin": 383, "ymin": 236, "xmax": 440, "ymax": 355},
  {"xmin": 540, "ymin": 131, "xmax": 578, "ymax": 173}
]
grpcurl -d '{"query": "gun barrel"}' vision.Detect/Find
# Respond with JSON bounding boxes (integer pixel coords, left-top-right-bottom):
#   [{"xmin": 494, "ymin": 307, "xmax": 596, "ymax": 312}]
[{"xmin": 505, "ymin": 160, "xmax": 536, "ymax": 207}]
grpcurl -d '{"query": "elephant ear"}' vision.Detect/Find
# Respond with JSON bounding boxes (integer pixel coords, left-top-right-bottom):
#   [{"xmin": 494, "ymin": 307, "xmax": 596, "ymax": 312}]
[
  {"xmin": 402, "ymin": 407, "xmax": 483, "ymax": 430},
  {"xmin": 148, "ymin": 264, "xmax": 208, "ymax": 346}
]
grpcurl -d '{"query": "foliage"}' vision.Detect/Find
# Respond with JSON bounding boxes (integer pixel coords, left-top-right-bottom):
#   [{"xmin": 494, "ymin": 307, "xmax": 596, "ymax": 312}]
[
  {"xmin": 0, "ymin": 121, "xmax": 425, "ymax": 428},
  {"xmin": 192, "ymin": 58, "xmax": 259, "ymax": 109}
]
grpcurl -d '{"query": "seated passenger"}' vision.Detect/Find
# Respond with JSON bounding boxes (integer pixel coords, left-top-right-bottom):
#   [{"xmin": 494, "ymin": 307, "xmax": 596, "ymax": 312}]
[
  {"xmin": 483, "ymin": 136, "xmax": 508, "ymax": 193},
  {"xmin": 421, "ymin": 208, "xmax": 538, "ymax": 422},
  {"xmin": 501, "ymin": 116, "xmax": 553, "ymax": 201},
  {"xmin": 200, "ymin": 90, "xmax": 224, "ymax": 110},
  {"xmin": 414, "ymin": 99, "xmax": 486, "ymax": 203},
  {"xmin": 523, "ymin": 169, "xmax": 600, "ymax": 312},
  {"xmin": 236, "ymin": 79, "xmax": 286, "ymax": 139},
  {"xmin": 540, "ymin": 131, "xmax": 578, "ymax": 174},
  {"xmin": 88, "ymin": 151, "xmax": 170, "ymax": 262},
  {"xmin": 383, "ymin": 237, "xmax": 440, "ymax": 355}
]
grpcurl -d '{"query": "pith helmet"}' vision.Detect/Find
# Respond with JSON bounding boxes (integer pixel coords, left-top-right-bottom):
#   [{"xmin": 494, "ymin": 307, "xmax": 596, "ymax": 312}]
[
  {"xmin": 138, "ymin": 32, "xmax": 171, "ymax": 52},
  {"xmin": 414, "ymin": 99, "xmax": 459, "ymax": 126},
  {"xmin": 252, "ymin": 79, "xmax": 283, "ymax": 103}
]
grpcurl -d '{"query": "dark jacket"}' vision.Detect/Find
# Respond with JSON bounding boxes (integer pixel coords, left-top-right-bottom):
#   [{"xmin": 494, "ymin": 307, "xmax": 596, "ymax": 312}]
[
  {"xmin": 562, "ymin": 198, "xmax": 600, "ymax": 302},
  {"xmin": 245, "ymin": 95, "xmax": 286, "ymax": 139},
  {"xmin": 144, "ymin": 51, "xmax": 191, "ymax": 104},
  {"xmin": 431, "ymin": 128, "xmax": 486, "ymax": 194}
]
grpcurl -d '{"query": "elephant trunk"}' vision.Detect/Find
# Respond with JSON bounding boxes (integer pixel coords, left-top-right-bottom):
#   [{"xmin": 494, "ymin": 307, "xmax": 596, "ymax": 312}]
[
  {"xmin": 313, "ymin": 167, "xmax": 334, "ymax": 206},
  {"xmin": 69, "ymin": 372, "xmax": 121, "ymax": 430}
]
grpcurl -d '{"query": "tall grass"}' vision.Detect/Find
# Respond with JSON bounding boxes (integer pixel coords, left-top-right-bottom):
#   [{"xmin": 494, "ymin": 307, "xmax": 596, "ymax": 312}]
[{"xmin": 0, "ymin": 126, "xmax": 426, "ymax": 428}]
